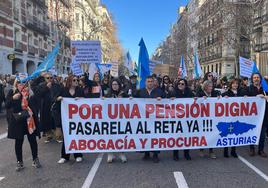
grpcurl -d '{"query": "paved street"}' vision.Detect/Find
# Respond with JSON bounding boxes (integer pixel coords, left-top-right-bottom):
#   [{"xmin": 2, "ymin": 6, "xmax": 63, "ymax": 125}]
[{"xmin": 0, "ymin": 117, "xmax": 268, "ymax": 188}]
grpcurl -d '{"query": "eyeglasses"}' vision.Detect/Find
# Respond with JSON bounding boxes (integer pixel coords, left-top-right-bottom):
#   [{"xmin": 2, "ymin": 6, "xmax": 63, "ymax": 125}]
[
  {"xmin": 112, "ymin": 83, "xmax": 119, "ymax": 86},
  {"xmin": 73, "ymin": 79, "xmax": 78, "ymax": 82},
  {"xmin": 164, "ymin": 78, "xmax": 169, "ymax": 81},
  {"xmin": 45, "ymin": 77, "xmax": 52, "ymax": 80},
  {"xmin": 178, "ymin": 83, "xmax": 185, "ymax": 86},
  {"xmin": 208, "ymin": 75, "xmax": 213, "ymax": 77}
]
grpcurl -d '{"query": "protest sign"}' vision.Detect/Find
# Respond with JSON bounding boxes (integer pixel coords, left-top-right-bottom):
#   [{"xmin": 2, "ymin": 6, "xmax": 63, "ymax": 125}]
[
  {"xmin": 61, "ymin": 97, "xmax": 265, "ymax": 153},
  {"xmin": 71, "ymin": 40, "xmax": 101, "ymax": 65}
]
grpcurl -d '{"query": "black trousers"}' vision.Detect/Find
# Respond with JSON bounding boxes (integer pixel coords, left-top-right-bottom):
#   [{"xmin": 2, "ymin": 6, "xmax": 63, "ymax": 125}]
[
  {"xmin": 173, "ymin": 150, "xmax": 190, "ymax": 156},
  {"xmin": 15, "ymin": 134, "xmax": 38, "ymax": 162},
  {"xmin": 61, "ymin": 139, "xmax": 82, "ymax": 160},
  {"xmin": 0, "ymin": 100, "xmax": 3, "ymax": 112},
  {"xmin": 144, "ymin": 151, "xmax": 159, "ymax": 156},
  {"xmin": 250, "ymin": 123, "xmax": 267, "ymax": 152}
]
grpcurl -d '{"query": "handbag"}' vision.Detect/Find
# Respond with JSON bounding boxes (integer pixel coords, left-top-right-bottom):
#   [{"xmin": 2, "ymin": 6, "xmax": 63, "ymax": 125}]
[{"xmin": 12, "ymin": 110, "xmax": 30, "ymax": 122}]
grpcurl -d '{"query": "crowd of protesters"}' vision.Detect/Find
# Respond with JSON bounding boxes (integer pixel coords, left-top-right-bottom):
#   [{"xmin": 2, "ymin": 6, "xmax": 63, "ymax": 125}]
[{"xmin": 1, "ymin": 71, "xmax": 268, "ymax": 171}]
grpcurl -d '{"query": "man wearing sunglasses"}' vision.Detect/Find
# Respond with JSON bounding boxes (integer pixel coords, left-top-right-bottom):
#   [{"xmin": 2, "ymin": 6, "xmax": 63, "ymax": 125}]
[{"xmin": 31, "ymin": 72, "xmax": 62, "ymax": 143}]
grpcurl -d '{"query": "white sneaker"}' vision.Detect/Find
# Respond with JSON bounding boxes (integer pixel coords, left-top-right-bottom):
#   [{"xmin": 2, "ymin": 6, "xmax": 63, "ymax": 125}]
[
  {"xmin": 56, "ymin": 140, "xmax": 63, "ymax": 143},
  {"xmin": 58, "ymin": 158, "xmax": 67, "ymax": 164},
  {"xmin": 76, "ymin": 157, "xmax": 83, "ymax": 163},
  {"xmin": 107, "ymin": 154, "xmax": 114, "ymax": 163},
  {"xmin": 119, "ymin": 154, "xmax": 127, "ymax": 163}
]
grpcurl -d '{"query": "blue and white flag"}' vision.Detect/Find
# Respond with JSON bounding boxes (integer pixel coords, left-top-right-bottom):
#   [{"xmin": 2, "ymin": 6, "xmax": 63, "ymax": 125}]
[
  {"xmin": 124, "ymin": 51, "xmax": 134, "ymax": 73},
  {"xmin": 96, "ymin": 63, "xmax": 112, "ymax": 79},
  {"xmin": 21, "ymin": 42, "xmax": 60, "ymax": 82},
  {"xmin": 178, "ymin": 55, "xmax": 187, "ymax": 78},
  {"xmin": 193, "ymin": 51, "xmax": 203, "ymax": 79}
]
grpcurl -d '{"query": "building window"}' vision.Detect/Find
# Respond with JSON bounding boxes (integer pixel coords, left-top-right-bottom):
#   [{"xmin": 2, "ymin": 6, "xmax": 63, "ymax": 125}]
[
  {"xmin": 14, "ymin": 28, "xmax": 20, "ymax": 42},
  {"xmin": 39, "ymin": 38, "xmax": 43, "ymax": 49},
  {"xmin": 219, "ymin": 63, "xmax": 222, "ymax": 75},
  {"xmin": 26, "ymin": 3, "xmax": 33, "ymax": 16},
  {"xmin": 28, "ymin": 33, "xmax": 33, "ymax": 46}
]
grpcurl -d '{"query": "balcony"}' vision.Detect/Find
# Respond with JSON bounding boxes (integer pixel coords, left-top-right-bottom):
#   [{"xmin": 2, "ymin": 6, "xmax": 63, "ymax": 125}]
[
  {"xmin": 254, "ymin": 17, "xmax": 262, "ymax": 27},
  {"xmin": 32, "ymin": 0, "xmax": 47, "ymax": 8},
  {"xmin": 253, "ymin": 26, "xmax": 263, "ymax": 33},
  {"xmin": 254, "ymin": 44, "xmax": 262, "ymax": 52},
  {"xmin": 13, "ymin": 8, "xmax": 19, "ymax": 21},
  {"xmin": 75, "ymin": 0, "xmax": 84, "ymax": 10},
  {"xmin": 60, "ymin": 0, "xmax": 71, "ymax": 8},
  {"xmin": 39, "ymin": 49, "xmax": 47, "ymax": 58},
  {"xmin": 59, "ymin": 18, "xmax": 71, "ymax": 28},
  {"xmin": 262, "ymin": 14, "xmax": 268, "ymax": 23},
  {"xmin": 262, "ymin": 43, "xmax": 268, "ymax": 51},
  {"xmin": 14, "ymin": 41, "xmax": 23, "ymax": 52},
  {"xmin": 28, "ymin": 45, "xmax": 35, "ymax": 55},
  {"xmin": 25, "ymin": 15, "xmax": 50, "ymax": 36}
]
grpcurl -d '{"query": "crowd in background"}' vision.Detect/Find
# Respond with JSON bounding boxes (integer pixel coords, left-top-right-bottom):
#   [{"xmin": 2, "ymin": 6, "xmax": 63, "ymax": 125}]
[{"xmin": 1, "ymin": 71, "xmax": 268, "ymax": 171}]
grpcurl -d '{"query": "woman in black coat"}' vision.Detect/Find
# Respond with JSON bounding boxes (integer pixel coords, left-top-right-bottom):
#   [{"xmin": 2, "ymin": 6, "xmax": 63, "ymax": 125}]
[
  {"xmin": 106, "ymin": 78, "xmax": 128, "ymax": 163},
  {"xmin": 172, "ymin": 79, "xmax": 194, "ymax": 161},
  {"xmin": 222, "ymin": 78, "xmax": 243, "ymax": 158},
  {"xmin": 161, "ymin": 75, "xmax": 172, "ymax": 96},
  {"xmin": 196, "ymin": 80, "xmax": 221, "ymax": 159},
  {"xmin": 6, "ymin": 80, "xmax": 41, "ymax": 171},
  {"xmin": 57, "ymin": 75, "xmax": 84, "ymax": 164}
]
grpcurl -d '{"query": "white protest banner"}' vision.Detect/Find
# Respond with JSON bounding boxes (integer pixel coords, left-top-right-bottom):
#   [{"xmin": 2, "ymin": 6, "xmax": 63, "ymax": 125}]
[
  {"xmin": 71, "ymin": 40, "xmax": 101, "ymax": 65},
  {"xmin": 71, "ymin": 61, "xmax": 83, "ymax": 76},
  {"xmin": 239, "ymin": 56, "xmax": 254, "ymax": 78},
  {"xmin": 61, "ymin": 97, "xmax": 265, "ymax": 153},
  {"xmin": 110, "ymin": 61, "xmax": 118, "ymax": 77}
]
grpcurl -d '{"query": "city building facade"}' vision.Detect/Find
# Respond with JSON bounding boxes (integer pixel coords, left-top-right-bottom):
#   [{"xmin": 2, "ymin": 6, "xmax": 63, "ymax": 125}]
[
  {"xmin": 252, "ymin": 0, "xmax": 268, "ymax": 75},
  {"xmin": 0, "ymin": 0, "xmax": 122, "ymax": 75},
  {"xmin": 153, "ymin": 0, "xmax": 253, "ymax": 78},
  {"xmin": 0, "ymin": 0, "xmax": 51, "ymax": 75}
]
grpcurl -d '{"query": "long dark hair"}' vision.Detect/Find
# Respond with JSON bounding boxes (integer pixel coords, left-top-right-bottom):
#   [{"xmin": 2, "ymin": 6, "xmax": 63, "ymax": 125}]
[
  {"xmin": 203, "ymin": 72, "xmax": 212, "ymax": 81},
  {"xmin": 174, "ymin": 78, "xmax": 191, "ymax": 95},
  {"xmin": 66, "ymin": 75, "xmax": 78, "ymax": 89},
  {"xmin": 109, "ymin": 78, "xmax": 122, "ymax": 96}
]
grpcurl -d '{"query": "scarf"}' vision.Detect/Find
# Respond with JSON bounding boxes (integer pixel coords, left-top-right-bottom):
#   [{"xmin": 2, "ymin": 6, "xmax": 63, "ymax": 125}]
[{"xmin": 17, "ymin": 84, "xmax": 36, "ymax": 134}]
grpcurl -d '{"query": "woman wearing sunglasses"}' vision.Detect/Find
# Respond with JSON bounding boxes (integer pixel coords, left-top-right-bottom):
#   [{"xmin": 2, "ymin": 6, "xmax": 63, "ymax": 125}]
[
  {"xmin": 57, "ymin": 75, "xmax": 84, "ymax": 164},
  {"xmin": 6, "ymin": 79, "xmax": 41, "ymax": 171},
  {"xmin": 171, "ymin": 78, "xmax": 194, "ymax": 161}
]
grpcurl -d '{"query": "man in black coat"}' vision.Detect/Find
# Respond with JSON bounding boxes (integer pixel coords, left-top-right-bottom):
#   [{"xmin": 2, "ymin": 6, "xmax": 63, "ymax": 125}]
[
  {"xmin": 247, "ymin": 73, "xmax": 268, "ymax": 157},
  {"xmin": 137, "ymin": 76, "xmax": 165, "ymax": 163},
  {"xmin": 31, "ymin": 72, "xmax": 56, "ymax": 143}
]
